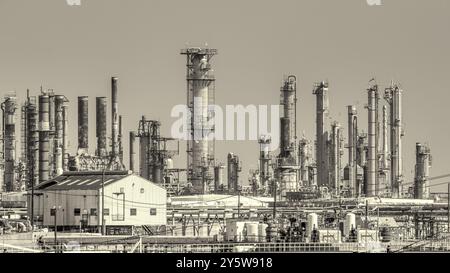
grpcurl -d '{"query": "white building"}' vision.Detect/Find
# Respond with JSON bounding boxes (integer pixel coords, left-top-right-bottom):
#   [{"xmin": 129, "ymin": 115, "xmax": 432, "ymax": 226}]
[{"xmin": 30, "ymin": 171, "xmax": 166, "ymax": 235}]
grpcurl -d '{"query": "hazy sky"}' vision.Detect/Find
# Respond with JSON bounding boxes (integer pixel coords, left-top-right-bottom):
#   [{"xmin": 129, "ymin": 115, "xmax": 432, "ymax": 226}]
[{"xmin": 1, "ymin": 0, "xmax": 449, "ymax": 192}]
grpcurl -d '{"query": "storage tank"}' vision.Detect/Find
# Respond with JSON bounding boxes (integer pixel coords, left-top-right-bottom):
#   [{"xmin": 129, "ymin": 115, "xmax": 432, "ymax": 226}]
[
  {"xmin": 344, "ymin": 213, "xmax": 356, "ymax": 237},
  {"xmin": 307, "ymin": 213, "xmax": 319, "ymax": 237},
  {"xmin": 245, "ymin": 222, "xmax": 259, "ymax": 242},
  {"xmin": 258, "ymin": 223, "xmax": 268, "ymax": 242},
  {"xmin": 165, "ymin": 158, "xmax": 174, "ymax": 170}
]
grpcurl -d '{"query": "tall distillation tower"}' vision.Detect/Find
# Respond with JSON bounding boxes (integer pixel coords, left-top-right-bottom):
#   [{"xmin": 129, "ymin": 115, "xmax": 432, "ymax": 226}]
[
  {"xmin": 181, "ymin": 47, "xmax": 217, "ymax": 194},
  {"xmin": 366, "ymin": 83, "xmax": 379, "ymax": 197},
  {"xmin": 276, "ymin": 76, "xmax": 299, "ymax": 199},
  {"xmin": 384, "ymin": 83, "xmax": 404, "ymax": 198},
  {"xmin": 414, "ymin": 143, "xmax": 431, "ymax": 199},
  {"xmin": 313, "ymin": 81, "xmax": 330, "ymax": 188}
]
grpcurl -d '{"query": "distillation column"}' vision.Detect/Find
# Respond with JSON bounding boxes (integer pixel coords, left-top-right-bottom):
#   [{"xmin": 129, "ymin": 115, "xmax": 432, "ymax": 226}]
[
  {"xmin": 129, "ymin": 131, "xmax": 136, "ymax": 173},
  {"xmin": 385, "ymin": 84, "xmax": 403, "ymax": 198},
  {"xmin": 259, "ymin": 136, "xmax": 272, "ymax": 192},
  {"xmin": 313, "ymin": 82, "xmax": 330, "ymax": 188},
  {"xmin": 3, "ymin": 95, "xmax": 17, "ymax": 192},
  {"xmin": 27, "ymin": 99, "xmax": 39, "ymax": 188},
  {"xmin": 62, "ymin": 104, "xmax": 69, "ymax": 171},
  {"xmin": 367, "ymin": 85, "xmax": 378, "ymax": 197},
  {"xmin": 299, "ymin": 138, "xmax": 311, "ymax": 186},
  {"xmin": 414, "ymin": 143, "xmax": 431, "ymax": 199},
  {"xmin": 330, "ymin": 122, "xmax": 342, "ymax": 194},
  {"xmin": 347, "ymin": 106, "xmax": 357, "ymax": 197},
  {"xmin": 54, "ymin": 95, "xmax": 65, "ymax": 176},
  {"xmin": 96, "ymin": 97, "xmax": 107, "ymax": 157},
  {"xmin": 181, "ymin": 48, "xmax": 217, "ymax": 194},
  {"xmin": 227, "ymin": 153, "xmax": 241, "ymax": 193},
  {"xmin": 38, "ymin": 94, "xmax": 50, "ymax": 183}
]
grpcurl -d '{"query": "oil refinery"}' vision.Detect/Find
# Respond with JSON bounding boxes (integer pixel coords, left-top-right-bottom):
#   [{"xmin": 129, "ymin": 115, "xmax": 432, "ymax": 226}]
[
  {"xmin": 0, "ymin": 45, "xmax": 449, "ymax": 254},
  {"xmin": 1, "ymin": 0, "xmax": 450, "ymax": 256}
]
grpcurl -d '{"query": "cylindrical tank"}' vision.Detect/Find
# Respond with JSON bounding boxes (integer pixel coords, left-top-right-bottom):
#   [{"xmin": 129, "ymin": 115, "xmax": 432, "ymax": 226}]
[
  {"xmin": 265, "ymin": 221, "xmax": 279, "ymax": 242},
  {"xmin": 258, "ymin": 223, "xmax": 268, "ymax": 242},
  {"xmin": 380, "ymin": 227, "xmax": 392, "ymax": 243},
  {"xmin": 344, "ymin": 213, "xmax": 356, "ymax": 237},
  {"xmin": 245, "ymin": 222, "xmax": 259, "ymax": 242},
  {"xmin": 165, "ymin": 158, "xmax": 174, "ymax": 170},
  {"xmin": 307, "ymin": 213, "xmax": 318, "ymax": 237}
]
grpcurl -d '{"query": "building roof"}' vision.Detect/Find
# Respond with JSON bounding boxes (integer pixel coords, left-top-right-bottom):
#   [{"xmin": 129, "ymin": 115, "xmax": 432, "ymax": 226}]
[{"xmin": 35, "ymin": 171, "xmax": 132, "ymax": 191}]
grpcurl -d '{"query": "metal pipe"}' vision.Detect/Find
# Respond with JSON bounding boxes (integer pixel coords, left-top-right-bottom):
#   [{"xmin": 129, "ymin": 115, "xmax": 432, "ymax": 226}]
[
  {"xmin": 96, "ymin": 97, "xmax": 107, "ymax": 157},
  {"xmin": 39, "ymin": 94, "xmax": 50, "ymax": 183},
  {"xmin": 77, "ymin": 96, "xmax": 89, "ymax": 154}
]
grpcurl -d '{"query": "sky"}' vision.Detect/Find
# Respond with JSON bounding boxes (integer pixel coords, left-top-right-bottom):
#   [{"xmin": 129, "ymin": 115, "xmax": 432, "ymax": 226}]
[{"xmin": 0, "ymin": 0, "xmax": 449, "ymax": 192}]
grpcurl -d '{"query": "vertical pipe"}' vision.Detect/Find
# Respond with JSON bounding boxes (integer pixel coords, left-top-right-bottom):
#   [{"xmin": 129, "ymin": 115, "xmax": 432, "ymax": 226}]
[
  {"xmin": 129, "ymin": 131, "xmax": 136, "ymax": 173},
  {"xmin": 39, "ymin": 94, "xmax": 50, "ymax": 183},
  {"xmin": 3, "ymin": 96, "xmax": 17, "ymax": 192},
  {"xmin": 54, "ymin": 95, "xmax": 65, "ymax": 176},
  {"xmin": 77, "ymin": 96, "xmax": 89, "ymax": 154},
  {"xmin": 367, "ymin": 86, "xmax": 377, "ymax": 197},
  {"xmin": 111, "ymin": 77, "xmax": 119, "ymax": 157},
  {"xmin": 96, "ymin": 97, "xmax": 107, "ymax": 157}
]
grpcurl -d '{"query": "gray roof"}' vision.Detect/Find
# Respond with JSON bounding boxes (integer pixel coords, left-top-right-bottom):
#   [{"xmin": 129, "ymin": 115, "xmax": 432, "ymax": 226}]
[{"xmin": 36, "ymin": 171, "xmax": 132, "ymax": 191}]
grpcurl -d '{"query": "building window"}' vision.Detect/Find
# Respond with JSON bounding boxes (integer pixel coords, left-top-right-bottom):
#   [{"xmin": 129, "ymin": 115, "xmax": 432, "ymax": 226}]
[
  {"xmin": 140, "ymin": 188, "xmax": 144, "ymax": 194},
  {"xmin": 103, "ymin": 208, "xmax": 110, "ymax": 216},
  {"xmin": 50, "ymin": 208, "xmax": 56, "ymax": 216},
  {"xmin": 150, "ymin": 208, "xmax": 157, "ymax": 216},
  {"xmin": 74, "ymin": 208, "xmax": 81, "ymax": 216},
  {"xmin": 90, "ymin": 208, "xmax": 97, "ymax": 216},
  {"xmin": 130, "ymin": 208, "xmax": 137, "ymax": 216}
]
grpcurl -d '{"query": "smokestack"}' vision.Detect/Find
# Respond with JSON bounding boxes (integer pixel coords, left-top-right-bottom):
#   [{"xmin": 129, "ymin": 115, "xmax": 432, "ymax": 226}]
[
  {"xmin": 129, "ymin": 131, "xmax": 136, "ymax": 173},
  {"xmin": 96, "ymin": 97, "xmax": 107, "ymax": 157},
  {"xmin": 39, "ymin": 94, "xmax": 50, "ymax": 183},
  {"xmin": 77, "ymin": 96, "xmax": 89, "ymax": 154},
  {"xmin": 27, "ymin": 99, "xmax": 39, "ymax": 188},
  {"xmin": 367, "ymin": 86, "xmax": 377, "ymax": 197},
  {"xmin": 3, "ymin": 95, "xmax": 17, "ymax": 192},
  {"xmin": 54, "ymin": 95, "xmax": 65, "ymax": 176},
  {"xmin": 111, "ymin": 77, "xmax": 119, "ymax": 157},
  {"xmin": 347, "ymin": 105, "xmax": 357, "ymax": 197}
]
